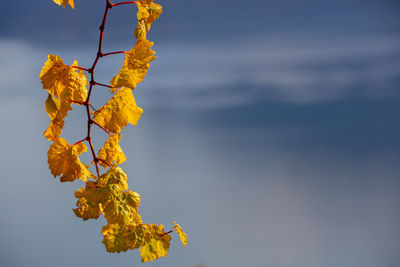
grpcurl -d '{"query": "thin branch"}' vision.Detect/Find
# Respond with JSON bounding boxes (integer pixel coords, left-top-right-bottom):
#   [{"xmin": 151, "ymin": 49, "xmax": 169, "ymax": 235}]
[
  {"xmin": 88, "ymin": 136, "xmax": 100, "ymax": 177},
  {"xmin": 81, "ymin": 0, "xmax": 113, "ymax": 178},
  {"xmin": 73, "ymin": 137, "xmax": 88, "ymax": 146},
  {"xmin": 89, "ymin": 104, "xmax": 98, "ymax": 112},
  {"xmin": 71, "ymin": 65, "xmax": 90, "ymax": 72},
  {"xmin": 153, "ymin": 230, "xmax": 174, "ymax": 236},
  {"xmin": 94, "ymin": 81, "xmax": 114, "ymax": 89},
  {"xmin": 112, "ymin": 1, "xmax": 138, "ymax": 7},
  {"xmin": 69, "ymin": 100, "xmax": 85, "ymax": 105},
  {"xmin": 102, "ymin": 51, "xmax": 127, "ymax": 57},
  {"xmin": 93, "ymin": 120, "xmax": 111, "ymax": 135},
  {"xmin": 98, "ymin": 158, "xmax": 112, "ymax": 167}
]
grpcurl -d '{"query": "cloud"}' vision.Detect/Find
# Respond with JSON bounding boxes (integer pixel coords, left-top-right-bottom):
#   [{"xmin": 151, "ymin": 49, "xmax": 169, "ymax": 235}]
[
  {"xmin": 143, "ymin": 33, "xmax": 400, "ymax": 106},
  {"xmin": 1, "ymin": 33, "xmax": 400, "ymax": 109}
]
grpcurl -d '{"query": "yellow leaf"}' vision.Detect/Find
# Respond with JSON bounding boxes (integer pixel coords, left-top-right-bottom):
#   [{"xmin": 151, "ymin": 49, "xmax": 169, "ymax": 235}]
[
  {"xmin": 102, "ymin": 185, "xmax": 142, "ymax": 225},
  {"xmin": 134, "ymin": 20, "xmax": 147, "ymax": 40},
  {"xmin": 74, "ymin": 168, "xmax": 142, "ymax": 225},
  {"xmin": 53, "ymin": 0, "xmax": 74, "ymax": 9},
  {"xmin": 45, "ymin": 93, "xmax": 61, "ymax": 120},
  {"xmin": 102, "ymin": 223, "xmax": 152, "ymax": 253},
  {"xmin": 40, "ymin": 55, "xmax": 88, "ymax": 140},
  {"xmin": 98, "ymin": 133, "xmax": 127, "ymax": 168},
  {"xmin": 96, "ymin": 167, "xmax": 129, "ymax": 190},
  {"xmin": 134, "ymin": 1, "xmax": 162, "ymax": 39},
  {"xmin": 93, "ymin": 87, "xmax": 143, "ymax": 133},
  {"xmin": 40, "ymin": 55, "xmax": 88, "ymax": 103},
  {"xmin": 73, "ymin": 184, "xmax": 103, "ymax": 220},
  {"xmin": 139, "ymin": 224, "xmax": 171, "ymax": 262},
  {"xmin": 102, "ymin": 223, "xmax": 135, "ymax": 253},
  {"xmin": 47, "ymin": 138, "xmax": 94, "ymax": 182},
  {"xmin": 43, "ymin": 100, "xmax": 72, "ymax": 141},
  {"xmin": 110, "ymin": 39, "xmax": 156, "ymax": 90},
  {"xmin": 40, "ymin": 54, "xmax": 67, "ymax": 99},
  {"xmin": 138, "ymin": 0, "xmax": 155, "ymax": 4},
  {"xmin": 174, "ymin": 221, "xmax": 187, "ymax": 247}
]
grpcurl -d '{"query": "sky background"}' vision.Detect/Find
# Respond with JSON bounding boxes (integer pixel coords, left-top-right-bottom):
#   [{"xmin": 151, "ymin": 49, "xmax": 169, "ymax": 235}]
[{"xmin": 0, "ymin": 0, "xmax": 400, "ymax": 266}]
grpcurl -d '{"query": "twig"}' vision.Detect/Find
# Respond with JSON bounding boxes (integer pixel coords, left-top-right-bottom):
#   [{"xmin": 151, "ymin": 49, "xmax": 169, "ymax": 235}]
[
  {"xmin": 94, "ymin": 81, "xmax": 114, "ymax": 89},
  {"xmin": 102, "ymin": 51, "xmax": 127, "ymax": 57},
  {"xmin": 81, "ymin": 0, "xmax": 114, "ymax": 178},
  {"xmin": 71, "ymin": 65, "xmax": 90, "ymax": 72},
  {"xmin": 112, "ymin": 1, "xmax": 138, "ymax": 7},
  {"xmin": 93, "ymin": 120, "xmax": 110, "ymax": 135}
]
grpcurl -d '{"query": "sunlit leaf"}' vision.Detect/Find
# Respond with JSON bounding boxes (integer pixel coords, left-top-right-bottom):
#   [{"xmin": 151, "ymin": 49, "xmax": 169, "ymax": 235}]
[
  {"xmin": 47, "ymin": 138, "xmax": 94, "ymax": 182},
  {"xmin": 102, "ymin": 223, "xmax": 153, "ymax": 253},
  {"xmin": 174, "ymin": 221, "xmax": 187, "ymax": 247},
  {"xmin": 74, "ymin": 168, "xmax": 142, "ymax": 225},
  {"xmin": 139, "ymin": 224, "xmax": 171, "ymax": 262},
  {"xmin": 40, "ymin": 55, "xmax": 88, "ymax": 140},
  {"xmin": 134, "ymin": 1, "xmax": 162, "ymax": 39},
  {"xmin": 93, "ymin": 87, "xmax": 143, "ymax": 133},
  {"xmin": 110, "ymin": 39, "xmax": 156, "ymax": 90},
  {"xmin": 45, "ymin": 93, "xmax": 60, "ymax": 120},
  {"xmin": 98, "ymin": 133, "xmax": 127, "ymax": 168}
]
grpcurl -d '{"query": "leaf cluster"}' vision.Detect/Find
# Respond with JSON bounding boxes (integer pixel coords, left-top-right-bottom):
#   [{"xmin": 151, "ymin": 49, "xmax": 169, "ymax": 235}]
[{"xmin": 41, "ymin": 0, "xmax": 187, "ymax": 262}]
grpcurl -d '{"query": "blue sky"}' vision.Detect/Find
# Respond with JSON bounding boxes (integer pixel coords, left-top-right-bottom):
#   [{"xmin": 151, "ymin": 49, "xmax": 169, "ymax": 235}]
[{"xmin": 0, "ymin": 0, "xmax": 399, "ymax": 266}]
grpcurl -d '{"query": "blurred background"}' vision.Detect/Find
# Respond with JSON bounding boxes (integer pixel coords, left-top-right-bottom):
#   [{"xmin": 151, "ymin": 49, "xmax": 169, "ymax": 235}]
[{"xmin": 0, "ymin": 0, "xmax": 399, "ymax": 266}]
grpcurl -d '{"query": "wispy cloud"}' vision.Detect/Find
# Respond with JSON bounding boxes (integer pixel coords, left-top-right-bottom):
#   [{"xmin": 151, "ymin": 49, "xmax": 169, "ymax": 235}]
[
  {"xmin": 1, "ymin": 33, "xmax": 400, "ymax": 108},
  {"xmin": 144, "ymin": 33, "xmax": 400, "ymax": 107}
]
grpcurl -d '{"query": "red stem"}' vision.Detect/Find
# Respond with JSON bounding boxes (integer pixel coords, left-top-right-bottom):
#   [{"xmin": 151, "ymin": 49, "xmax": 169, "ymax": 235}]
[
  {"xmin": 74, "ymin": 0, "xmax": 138, "ymax": 178},
  {"xmin": 89, "ymin": 104, "xmax": 98, "ymax": 112},
  {"xmin": 93, "ymin": 120, "xmax": 111, "ymax": 135},
  {"xmin": 98, "ymin": 158, "xmax": 112, "ymax": 167},
  {"xmin": 73, "ymin": 137, "xmax": 88, "ymax": 146},
  {"xmin": 94, "ymin": 81, "xmax": 114, "ymax": 89},
  {"xmin": 69, "ymin": 100, "xmax": 85, "ymax": 105},
  {"xmin": 153, "ymin": 230, "xmax": 174, "ymax": 236},
  {"xmin": 80, "ymin": 0, "xmax": 114, "ymax": 178},
  {"xmin": 112, "ymin": 1, "xmax": 138, "ymax": 7},
  {"xmin": 102, "ymin": 51, "xmax": 126, "ymax": 57},
  {"xmin": 71, "ymin": 66, "xmax": 90, "ymax": 72}
]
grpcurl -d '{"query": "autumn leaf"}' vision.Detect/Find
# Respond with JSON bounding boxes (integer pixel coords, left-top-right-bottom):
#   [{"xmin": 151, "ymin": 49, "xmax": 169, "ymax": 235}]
[
  {"xmin": 134, "ymin": 1, "xmax": 162, "ymax": 39},
  {"xmin": 74, "ymin": 168, "xmax": 142, "ymax": 225},
  {"xmin": 45, "ymin": 93, "xmax": 61, "ymax": 120},
  {"xmin": 47, "ymin": 138, "xmax": 94, "ymax": 182},
  {"xmin": 102, "ymin": 223, "xmax": 137, "ymax": 253},
  {"xmin": 98, "ymin": 133, "xmax": 127, "ymax": 168},
  {"xmin": 174, "ymin": 221, "xmax": 187, "ymax": 247},
  {"xmin": 43, "ymin": 96, "xmax": 72, "ymax": 141},
  {"xmin": 96, "ymin": 166, "xmax": 130, "ymax": 190},
  {"xmin": 40, "ymin": 55, "xmax": 88, "ymax": 103},
  {"xmin": 139, "ymin": 224, "xmax": 171, "ymax": 262},
  {"xmin": 110, "ymin": 39, "xmax": 156, "ymax": 90},
  {"xmin": 102, "ymin": 185, "xmax": 142, "ymax": 225},
  {"xmin": 102, "ymin": 223, "xmax": 153, "ymax": 253},
  {"xmin": 40, "ymin": 55, "xmax": 88, "ymax": 140},
  {"xmin": 73, "ymin": 182, "xmax": 103, "ymax": 220},
  {"xmin": 93, "ymin": 87, "xmax": 143, "ymax": 133},
  {"xmin": 42, "ymin": 0, "xmax": 183, "ymax": 262},
  {"xmin": 53, "ymin": 0, "xmax": 74, "ymax": 9}
]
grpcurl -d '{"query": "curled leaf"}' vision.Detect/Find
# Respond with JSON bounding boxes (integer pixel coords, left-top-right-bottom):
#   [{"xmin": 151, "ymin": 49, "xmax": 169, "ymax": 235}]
[
  {"xmin": 110, "ymin": 39, "xmax": 156, "ymax": 90},
  {"xmin": 47, "ymin": 138, "xmax": 94, "ymax": 182},
  {"xmin": 134, "ymin": 1, "xmax": 162, "ymax": 39},
  {"xmin": 40, "ymin": 55, "xmax": 88, "ymax": 140},
  {"xmin": 98, "ymin": 133, "xmax": 127, "ymax": 168},
  {"xmin": 174, "ymin": 221, "xmax": 187, "ymax": 247}
]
